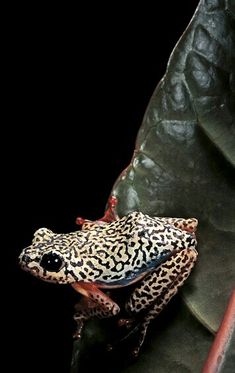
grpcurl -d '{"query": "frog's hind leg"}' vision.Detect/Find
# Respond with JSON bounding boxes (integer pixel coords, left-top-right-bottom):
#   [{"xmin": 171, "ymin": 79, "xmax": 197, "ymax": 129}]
[{"xmin": 123, "ymin": 247, "xmax": 198, "ymax": 356}]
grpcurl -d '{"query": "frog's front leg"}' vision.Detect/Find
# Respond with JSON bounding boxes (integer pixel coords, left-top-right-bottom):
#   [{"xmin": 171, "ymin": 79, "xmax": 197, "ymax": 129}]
[
  {"xmin": 72, "ymin": 282, "xmax": 120, "ymax": 339},
  {"xmin": 122, "ymin": 247, "xmax": 198, "ymax": 356}
]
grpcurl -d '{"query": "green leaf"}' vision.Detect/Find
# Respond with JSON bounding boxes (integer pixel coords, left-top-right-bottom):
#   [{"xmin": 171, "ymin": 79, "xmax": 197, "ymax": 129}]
[
  {"xmin": 72, "ymin": 0, "xmax": 235, "ymax": 371},
  {"xmin": 111, "ymin": 0, "xmax": 235, "ymax": 333},
  {"xmin": 71, "ymin": 298, "xmax": 213, "ymax": 373}
]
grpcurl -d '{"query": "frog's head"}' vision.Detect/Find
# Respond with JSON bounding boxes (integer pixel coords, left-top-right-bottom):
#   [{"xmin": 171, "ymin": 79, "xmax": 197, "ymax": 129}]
[{"xmin": 19, "ymin": 227, "xmax": 79, "ymax": 284}]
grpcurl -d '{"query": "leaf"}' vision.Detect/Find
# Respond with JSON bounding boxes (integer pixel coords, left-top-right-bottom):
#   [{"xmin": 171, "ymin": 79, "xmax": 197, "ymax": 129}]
[
  {"xmin": 111, "ymin": 0, "xmax": 235, "ymax": 333},
  {"xmin": 71, "ymin": 0, "xmax": 235, "ymax": 371},
  {"xmin": 71, "ymin": 298, "xmax": 213, "ymax": 373}
]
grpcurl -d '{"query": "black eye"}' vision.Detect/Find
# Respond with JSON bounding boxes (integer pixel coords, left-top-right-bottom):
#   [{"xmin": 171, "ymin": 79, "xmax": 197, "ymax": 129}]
[{"xmin": 40, "ymin": 252, "xmax": 64, "ymax": 272}]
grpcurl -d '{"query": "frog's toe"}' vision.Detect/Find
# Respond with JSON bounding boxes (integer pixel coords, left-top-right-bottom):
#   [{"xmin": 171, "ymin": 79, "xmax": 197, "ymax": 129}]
[
  {"xmin": 73, "ymin": 321, "xmax": 84, "ymax": 340},
  {"xmin": 117, "ymin": 318, "xmax": 135, "ymax": 329},
  {"xmin": 106, "ymin": 343, "xmax": 114, "ymax": 352},
  {"xmin": 73, "ymin": 317, "xmax": 85, "ymax": 340},
  {"xmin": 73, "ymin": 330, "xmax": 82, "ymax": 340},
  {"xmin": 131, "ymin": 347, "xmax": 140, "ymax": 359}
]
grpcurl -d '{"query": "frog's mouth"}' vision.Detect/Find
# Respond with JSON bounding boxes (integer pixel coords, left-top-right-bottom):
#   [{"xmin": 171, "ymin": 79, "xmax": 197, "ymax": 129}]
[{"xmin": 19, "ymin": 253, "xmax": 41, "ymax": 278}]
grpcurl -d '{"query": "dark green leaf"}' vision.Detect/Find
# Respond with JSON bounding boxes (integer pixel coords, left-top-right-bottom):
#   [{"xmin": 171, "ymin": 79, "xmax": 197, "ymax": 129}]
[
  {"xmin": 112, "ymin": 0, "xmax": 235, "ymax": 333},
  {"xmin": 72, "ymin": 0, "xmax": 235, "ymax": 371},
  {"xmin": 71, "ymin": 298, "xmax": 213, "ymax": 373}
]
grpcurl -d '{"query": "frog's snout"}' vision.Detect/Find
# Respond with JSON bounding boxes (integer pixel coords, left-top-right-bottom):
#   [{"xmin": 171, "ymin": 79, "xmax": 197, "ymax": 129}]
[{"xmin": 19, "ymin": 250, "xmax": 33, "ymax": 269}]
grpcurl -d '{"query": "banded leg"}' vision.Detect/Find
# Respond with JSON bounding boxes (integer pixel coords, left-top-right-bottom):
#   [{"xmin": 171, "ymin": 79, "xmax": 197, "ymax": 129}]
[
  {"xmin": 124, "ymin": 247, "xmax": 198, "ymax": 356},
  {"xmin": 72, "ymin": 282, "xmax": 120, "ymax": 339}
]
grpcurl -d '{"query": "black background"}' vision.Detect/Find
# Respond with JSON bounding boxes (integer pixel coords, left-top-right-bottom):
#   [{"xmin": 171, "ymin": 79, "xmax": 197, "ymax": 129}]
[{"xmin": 6, "ymin": 2, "xmax": 199, "ymax": 372}]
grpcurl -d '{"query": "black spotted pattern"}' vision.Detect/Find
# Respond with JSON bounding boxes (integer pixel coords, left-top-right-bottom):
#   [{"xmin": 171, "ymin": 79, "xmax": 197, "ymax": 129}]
[
  {"xmin": 19, "ymin": 212, "xmax": 198, "ymax": 351},
  {"xmin": 20, "ymin": 212, "xmax": 197, "ymax": 287}
]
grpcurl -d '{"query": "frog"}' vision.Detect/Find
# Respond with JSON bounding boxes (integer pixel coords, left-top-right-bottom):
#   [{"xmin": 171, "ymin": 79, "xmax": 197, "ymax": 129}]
[{"xmin": 19, "ymin": 196, "xmax": 198, "ymax": 356}]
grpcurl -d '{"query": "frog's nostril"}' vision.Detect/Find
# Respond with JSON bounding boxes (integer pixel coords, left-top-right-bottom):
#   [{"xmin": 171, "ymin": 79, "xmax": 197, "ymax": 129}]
[
  {"xmin": 21, "ymin": 254, "xmax": 31, "ymax": 265},
  {"xmin": 40, "ymin": 252, "xmax": 64, "ymax": 272}
]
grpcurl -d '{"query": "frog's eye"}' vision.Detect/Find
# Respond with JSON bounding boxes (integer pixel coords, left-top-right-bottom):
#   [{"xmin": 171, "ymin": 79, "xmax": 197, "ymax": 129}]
[{"xmin": 40, "ymin": 252, "xmax": 64, "ymax": 272}]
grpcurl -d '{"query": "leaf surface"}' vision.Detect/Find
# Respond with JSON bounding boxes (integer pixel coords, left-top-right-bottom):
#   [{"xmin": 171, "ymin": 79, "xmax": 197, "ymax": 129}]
[
  {"xmin": 111, "ymin": 0, "xmax": 235, "ymax": 333},
  {"xmin": 72, "ymin": 1, "xmax": 235, "ymax": 371}
]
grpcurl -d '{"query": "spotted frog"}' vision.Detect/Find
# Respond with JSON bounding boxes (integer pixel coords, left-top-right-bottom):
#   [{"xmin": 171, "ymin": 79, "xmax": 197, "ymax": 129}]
[{"xmin": 19, "ymin": 196, "xmax": 198, "ymax": 356}]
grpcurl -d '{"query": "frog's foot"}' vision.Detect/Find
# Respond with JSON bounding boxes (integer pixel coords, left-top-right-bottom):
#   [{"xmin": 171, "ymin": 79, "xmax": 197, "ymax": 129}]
[
  {"xmin": 128, "ymin": 320, "xmax": 150, "ymax": 358},
  {"xmin": 117, "ymin": 317, "xmax": 135, "ymax": 329},
  {"xmin": 73, "ymin": 316, "xmax": 85, "ymax": 339},
  {"xmin": 101, "ymin": 195, "xmax": 119, "ymax": 223},
  {"xmin": 118, "ymin": 319, "xmax": 149, "ymax": 357},
  {"xmin": 106, "ymin": 320, "xmax": 145, "ymax": 358}
]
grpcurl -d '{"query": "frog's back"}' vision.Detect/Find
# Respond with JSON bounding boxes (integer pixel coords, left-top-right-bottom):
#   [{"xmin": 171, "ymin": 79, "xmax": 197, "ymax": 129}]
[{"xmin": 82, "ymin": 212, "xmax": 195, "ymax": 288}]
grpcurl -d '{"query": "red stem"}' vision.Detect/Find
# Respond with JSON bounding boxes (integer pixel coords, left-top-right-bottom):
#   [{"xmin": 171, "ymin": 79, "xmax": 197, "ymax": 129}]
[{"xmin": 202, "ymin": 289, "xmax": 235, "ymax": 373}]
